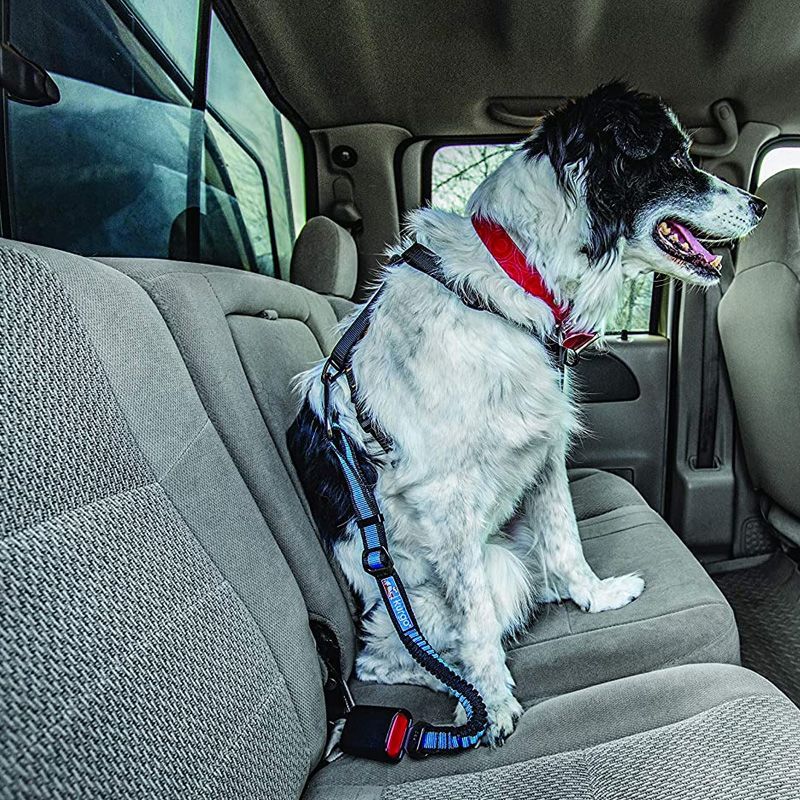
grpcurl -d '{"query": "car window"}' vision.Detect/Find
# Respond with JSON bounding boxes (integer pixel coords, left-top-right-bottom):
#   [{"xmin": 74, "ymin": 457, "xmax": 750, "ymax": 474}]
[
  {"xmin": 125, "ymin": 0, "xmax": 199, "ymax": 81},
  {"xmin": 755, "ymin": 144, "xmax": 800, "ymax": 187},
  {"xmin": 4, "ymin": 0, "xmax": 304, "ymax": 277},
  {"xmin": 431, "ymin": 143, "xmax": 654, "ymax": 333},
  {"xmin": 205, "ymin": 12, "xmax": 304, "ymax": 276}
]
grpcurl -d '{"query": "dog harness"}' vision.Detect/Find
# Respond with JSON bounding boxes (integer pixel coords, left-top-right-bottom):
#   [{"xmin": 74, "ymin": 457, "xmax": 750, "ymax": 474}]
[{"xmin": 323, "ymin": 219, "xmax": 596, "ymax": 762}]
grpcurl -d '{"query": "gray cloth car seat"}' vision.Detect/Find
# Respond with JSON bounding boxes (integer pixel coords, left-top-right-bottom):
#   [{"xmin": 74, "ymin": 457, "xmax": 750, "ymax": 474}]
[
  {"xmin": 290, "ymin": 216, "xmax": 358, "ymax": 319},
  {"xmin": 719, "ymin": 169, "xmax": 800, "ymax": 545}
]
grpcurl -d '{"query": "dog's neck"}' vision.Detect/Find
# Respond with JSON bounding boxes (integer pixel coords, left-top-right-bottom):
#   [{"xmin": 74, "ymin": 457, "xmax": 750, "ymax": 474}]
[{"xmin": 405, "ymin": 151, "xmax": 625, "ymax": 334}]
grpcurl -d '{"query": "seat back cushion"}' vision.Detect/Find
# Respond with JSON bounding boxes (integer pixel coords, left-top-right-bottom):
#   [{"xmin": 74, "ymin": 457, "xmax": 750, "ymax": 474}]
[
  {"xmin": 1, "ymin": 241, "xmax": 326, "ymax": 798},
  {"xmin": 719, "ymin": 169, "xmax": 800, "ymax": 521},
  {"xmin": 103, "ymin": 257, "xmax": 359, "ymax": 677}
]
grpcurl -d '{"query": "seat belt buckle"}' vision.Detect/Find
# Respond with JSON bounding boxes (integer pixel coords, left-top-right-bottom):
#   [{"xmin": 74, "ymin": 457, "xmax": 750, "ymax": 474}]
[{"xmin": 339, "ymin": 706, "xmax": 413, "ymax": 763}]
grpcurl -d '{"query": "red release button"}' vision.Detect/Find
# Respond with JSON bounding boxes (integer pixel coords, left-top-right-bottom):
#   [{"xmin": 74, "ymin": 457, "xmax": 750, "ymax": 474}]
[{"xmin": 384, "ymin": 710, "xmax": 411, "ymax": 761}]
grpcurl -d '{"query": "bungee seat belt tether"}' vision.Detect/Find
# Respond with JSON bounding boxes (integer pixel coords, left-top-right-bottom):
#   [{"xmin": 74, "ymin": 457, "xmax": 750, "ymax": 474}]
[
  {"xmin": 323, "ymin": 243, "xmax": 489, "ymax": 762},
  {"xmin": 322, "ymin": 226, "xmax": 596, "ymax": 761}
]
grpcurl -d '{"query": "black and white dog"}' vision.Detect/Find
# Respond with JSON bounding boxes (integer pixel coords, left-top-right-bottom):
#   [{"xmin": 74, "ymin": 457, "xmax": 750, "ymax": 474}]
[{"xmin": 290, "ymin": 83, "xmax": 766, "ymax": 744}]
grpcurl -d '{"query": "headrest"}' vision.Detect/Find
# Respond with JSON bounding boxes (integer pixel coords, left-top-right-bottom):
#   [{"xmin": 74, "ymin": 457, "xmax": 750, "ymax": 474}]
[
  {"xmin": 290, "ymin": 216, "xmax": 357, "ymax": 298},
  {"xmin": 737, "ymin": 169, "xmax": 800, "ymax": 276}
]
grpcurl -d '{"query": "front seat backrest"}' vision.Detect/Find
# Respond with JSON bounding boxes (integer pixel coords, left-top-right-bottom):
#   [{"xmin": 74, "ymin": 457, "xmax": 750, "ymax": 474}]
[
  {"xmin": 718, "ymin": 169, "xmax": 800, "ymax": 538},
  {"xmin": 290, "ymin": 216, "xmax": 357, "ymax": 318}
]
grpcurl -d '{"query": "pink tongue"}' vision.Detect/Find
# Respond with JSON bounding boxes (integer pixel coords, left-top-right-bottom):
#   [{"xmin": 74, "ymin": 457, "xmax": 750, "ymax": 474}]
[{"xmin": 670, "ymin": 221, "xmax": 715, "ymax": 263}]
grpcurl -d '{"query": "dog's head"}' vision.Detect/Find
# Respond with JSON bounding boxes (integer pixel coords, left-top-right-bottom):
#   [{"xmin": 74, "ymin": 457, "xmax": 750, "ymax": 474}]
[{"xmin": 523, "ymin": 82, "xmax": 766, "ymax": 285}]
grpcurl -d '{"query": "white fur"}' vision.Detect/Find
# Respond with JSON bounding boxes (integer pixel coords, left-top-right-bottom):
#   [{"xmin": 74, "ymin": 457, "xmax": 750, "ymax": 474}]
[{"xmin": 295, "ymin": 130, "xmax": 760, "ymax": 745}]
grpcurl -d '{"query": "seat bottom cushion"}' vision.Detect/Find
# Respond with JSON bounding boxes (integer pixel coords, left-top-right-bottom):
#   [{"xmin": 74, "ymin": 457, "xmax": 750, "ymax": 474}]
[
  {"xmin": 306, "ymin": 664, "xmax": 800, "ymax": 799},
  {"xmin": 355, "ymin": 469, "xmax": 738, "ymax": 714},
  {"xmin": 507, "ymin": 469, "xmax": 739, "ymax": 704}
]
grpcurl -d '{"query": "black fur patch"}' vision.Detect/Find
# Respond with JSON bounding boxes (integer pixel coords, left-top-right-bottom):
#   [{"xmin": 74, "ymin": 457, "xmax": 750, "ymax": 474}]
[
  {"xmin": 525, "ymin": 81, "xmax": 712, "ymax": 265},
  {"xmin": 287, "ymin": 399, "xmax": 378, "ymax": 546}
]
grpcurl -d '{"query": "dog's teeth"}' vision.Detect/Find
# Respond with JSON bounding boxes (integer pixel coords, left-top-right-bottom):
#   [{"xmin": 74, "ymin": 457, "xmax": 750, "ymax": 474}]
[
  {"xmin": 658, "ymin": 222, "xmax": 670, "ymax": 235},
  {"xmin": 710, "ymin": 255, "xmax": 722, "ymax": 269},
  {"xmin": 680, "ymin": 242, "xmax": 690, "ymax": 251},
  {"xmin": 669, "ymin": 234, "xmax": 680, "ymax": 243}
]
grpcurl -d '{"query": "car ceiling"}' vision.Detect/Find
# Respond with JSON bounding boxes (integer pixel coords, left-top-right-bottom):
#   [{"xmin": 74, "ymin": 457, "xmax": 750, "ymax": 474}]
[{"xmin": 230, "ymin": 0, "xmax": 800, "ymax": 136}]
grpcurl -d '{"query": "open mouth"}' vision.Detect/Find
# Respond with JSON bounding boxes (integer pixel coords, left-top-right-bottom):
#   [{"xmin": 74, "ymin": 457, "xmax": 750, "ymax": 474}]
[{"xmin": 653, "ymin": 220, "xmax": 722, "ymax": 278}]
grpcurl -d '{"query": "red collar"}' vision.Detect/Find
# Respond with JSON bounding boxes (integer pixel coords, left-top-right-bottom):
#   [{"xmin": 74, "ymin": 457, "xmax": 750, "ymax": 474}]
[{"xmin": 471, "ymin": 216, "xmax": 596, "ymax": 354}]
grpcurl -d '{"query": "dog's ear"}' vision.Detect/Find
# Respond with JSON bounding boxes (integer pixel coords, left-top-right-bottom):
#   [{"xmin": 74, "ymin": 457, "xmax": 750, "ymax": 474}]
[
  {"xmin": 613, "ymin": 121, "xmax": 663, "ymax": 160},
  {"xmin": 591, "ymin": 81, "xmax": 665, "ymax": 160}
]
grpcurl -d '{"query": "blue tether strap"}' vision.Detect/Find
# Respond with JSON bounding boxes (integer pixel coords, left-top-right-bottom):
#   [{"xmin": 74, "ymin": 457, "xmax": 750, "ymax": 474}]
[{"xmin": 322, "ymin": 244, "xmax": 488, "ymax": 759}]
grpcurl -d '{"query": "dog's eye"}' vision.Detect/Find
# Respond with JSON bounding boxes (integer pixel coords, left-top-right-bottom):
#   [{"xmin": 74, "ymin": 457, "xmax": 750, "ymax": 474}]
[{"xmin": 671, "ymin": 154, "xmax": 686, "ymax": 169}]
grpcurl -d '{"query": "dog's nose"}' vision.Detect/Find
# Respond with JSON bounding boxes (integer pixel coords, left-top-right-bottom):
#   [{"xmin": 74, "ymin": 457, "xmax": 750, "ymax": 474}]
[{"xmin": 749, "ymin": 196, "xmax": 768, "ymax": 221}]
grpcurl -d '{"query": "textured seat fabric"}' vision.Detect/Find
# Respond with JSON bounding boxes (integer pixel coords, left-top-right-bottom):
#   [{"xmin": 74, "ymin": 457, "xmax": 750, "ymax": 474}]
[
  {"xmin": 109, "ymin": 256, "xmax": 738, "ymax": 710},
  {"xmin": 1, "ymin": 241, "xmax": 328, "ymax": 798},
  {"xmin": 103, "ymin": 256, "xmax": 359, "ymax": 680},
  {"xmin": 719, "ymin": 169, "xmax": 800, "ymax": 544},
  {"xmin": 4, "ymin": 239, "xmax": 800, "ymax": 799},
  {"xmin": 355, "ymin": 477, "xmax": 738, "ymax": 711},
  {"xmin": 305, "ymin": 664, "xmax": 800, "ymax": 799},
  {"xmin": 290, "ymin": 216, "xmax": 358, "ymax": 319},
  {"xmin": 509, "ymin": 482, "xmax": 739, "ymax": 704}
]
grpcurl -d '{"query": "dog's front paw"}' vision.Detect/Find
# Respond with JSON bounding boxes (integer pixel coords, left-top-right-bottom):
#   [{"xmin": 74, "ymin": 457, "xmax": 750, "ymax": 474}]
[
  {"xmin": 480, "ymin": 694, "xmax": 523, "ymax": 747},
  {"xmin": 582, "ymin": 573, "xmax": 645, "ymax": 612}
]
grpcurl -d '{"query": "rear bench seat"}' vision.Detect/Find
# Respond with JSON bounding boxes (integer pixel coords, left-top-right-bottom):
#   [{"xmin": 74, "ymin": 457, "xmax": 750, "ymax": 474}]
[
  {"xmin": 3, "ymin": 238, "xmax": 799, "ymax": 797},
  {"xmin": 106, "ymin": 229, "xmax": 737, "ymax": 707}
]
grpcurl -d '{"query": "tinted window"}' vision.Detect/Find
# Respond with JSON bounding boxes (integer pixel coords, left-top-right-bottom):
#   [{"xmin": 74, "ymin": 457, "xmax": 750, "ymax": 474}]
[
  {"xmin": 7, "ymin": 0, "xmax": 196, "ymax": 259},
  {"xmin": 206, "ymin": 13, "xmax": 303, "ymax": 275},
  {"xmin": 5, "ymin": 0, "xmax": 304, "ymax": 277},
  {"xmin": 126, "ymin": 0, "xmax": 199, "ymax": 80},
  {"xmin": 431, "ymin": 143, "xmax": 654, "ymax": 333}
]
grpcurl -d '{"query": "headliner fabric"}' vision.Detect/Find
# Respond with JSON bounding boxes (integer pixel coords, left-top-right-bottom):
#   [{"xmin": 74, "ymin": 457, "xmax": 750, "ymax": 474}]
[
  {"xmin": 1, "ymin": 242, "xmax": 325, "ymax": 798},
  {"xmin": 231, "ymin": 0, "xmax": 800, "ymax": 134},
  {"xmin": 304, "ymin": 664, "xmax": 800, "ymax": 799},
  {"xmin": 291, "ymin": 216, "xmax": 358, "ymax": 299},
  {"xmin": 719, "ymin": 170, "xmax": 800, "ymax": 522}
]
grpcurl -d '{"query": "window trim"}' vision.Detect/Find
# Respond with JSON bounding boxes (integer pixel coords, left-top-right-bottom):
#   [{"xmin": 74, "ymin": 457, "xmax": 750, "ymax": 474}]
[
  {"xmin": 212, "ymin": 0, "xmax": 318, "ymax": 218},
  {"xmin": 750, "ymin": 135, "xmax": 800, "ymax": 192},
  {"xmin": 0, "ymin": 0, "xmax": 12, "ymax": 237},
  {"xmin": 202, "ymin": 5, "xmax": 283, "ymax": 275},
  {"xmin": 420, "ymin": 136, "xmax": 660, "ymax": 335}
]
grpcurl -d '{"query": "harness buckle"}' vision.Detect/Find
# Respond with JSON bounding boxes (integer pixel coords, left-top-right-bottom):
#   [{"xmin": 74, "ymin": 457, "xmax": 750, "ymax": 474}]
[
  {"xmin": 339, "ymin": 705, "xmax": 413, "ymax": 763},
  {"xmin": 321, "ymin": 362, "xmax": 343, "ymax": 440},
  {"xmin": 560, "ymin": 332, "xmax": 599, "ymax": 368},
  {"xmin": 362, "ymin": 544, "xmax": 393, "ymax": 577}
]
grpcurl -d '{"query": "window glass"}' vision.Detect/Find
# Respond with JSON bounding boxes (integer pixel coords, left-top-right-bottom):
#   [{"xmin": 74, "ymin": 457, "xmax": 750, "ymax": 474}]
[
  {"xmin": 8, "ymin": 0, "xmax": 197, "ymax": 259},
  {"xmin": 431, "ymin": 143, "xmax": 654, "ymax": 332},
  {"xmin": 756, "ymin": 145, "xmax": 800, "ymax": 187},
  {"xmin": 125, "ymin": 0, "xmax": 199, "ymax": 81},
  {"xmin": 6, "ymin": 0, "xmax": 305, "ymax": 277},
  {"xmin": 206, "ymin": 13, "xmax": 304, "ymax": 276},
  {"xmin": 198, "ymin": 114, "xmax": 271, "ymax": 271}
]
